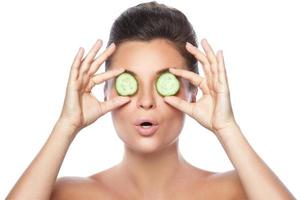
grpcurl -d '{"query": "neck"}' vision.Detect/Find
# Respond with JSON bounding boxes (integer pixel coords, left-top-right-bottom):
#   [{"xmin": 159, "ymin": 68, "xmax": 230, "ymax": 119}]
[{"xmin": 117, "ymin": 140, "xmax": 187, "ymax": 194}]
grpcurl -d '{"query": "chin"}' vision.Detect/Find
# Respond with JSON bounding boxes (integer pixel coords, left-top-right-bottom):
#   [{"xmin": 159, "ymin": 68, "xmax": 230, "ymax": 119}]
[
  {"xmin": 117, "ymin": 133, "xmax": 163, "ymax": 154},
  {"xmin": 118, "ymin": 131, "xmax": 180, "ymax": 155},
  {"xmin": 136, "ymin": 139, "xmax": 166, "ymax": 154}
]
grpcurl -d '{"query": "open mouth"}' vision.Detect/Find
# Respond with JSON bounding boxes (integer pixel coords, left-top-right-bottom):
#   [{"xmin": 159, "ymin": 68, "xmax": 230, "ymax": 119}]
[
  {"xmin": 135, "ymin": 120, "xmax": 159, "ymax": 136},
  {"xmin": 139, "ymin": 122, "xmax": 154, "ymax": 129}
]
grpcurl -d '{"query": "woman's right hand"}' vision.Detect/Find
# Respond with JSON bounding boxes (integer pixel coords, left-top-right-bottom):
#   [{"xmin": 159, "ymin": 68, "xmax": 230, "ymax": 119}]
[{"xmin": 58, "ymin": 39, "xmax": 131, "ymax": 133}]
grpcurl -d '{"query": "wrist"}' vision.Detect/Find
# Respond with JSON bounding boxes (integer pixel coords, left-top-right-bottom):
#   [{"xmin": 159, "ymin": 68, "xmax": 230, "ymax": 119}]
[
  {"xmin": 53, "ymin": 119, "xmax": 80, "ymax": 140},
  {"xmin": 214, "ymin": 121, "xmax": 241, "ymax": 140}
]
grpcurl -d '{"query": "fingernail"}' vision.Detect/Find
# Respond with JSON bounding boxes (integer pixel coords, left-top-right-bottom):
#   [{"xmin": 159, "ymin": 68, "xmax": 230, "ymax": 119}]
[
  {"xmin": 109, "ymin": 43, "xmax": 115, "ymax": 48},
  {"xmin": 186, "ymin": 42, "xmax": 193, "ymax": 48}
]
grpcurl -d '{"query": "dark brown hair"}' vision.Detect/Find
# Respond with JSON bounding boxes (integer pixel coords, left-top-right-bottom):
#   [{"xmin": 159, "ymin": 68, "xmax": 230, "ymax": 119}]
[{"xmin": 105, "ymin": 1, "xmax": 199, "ymax": 91}]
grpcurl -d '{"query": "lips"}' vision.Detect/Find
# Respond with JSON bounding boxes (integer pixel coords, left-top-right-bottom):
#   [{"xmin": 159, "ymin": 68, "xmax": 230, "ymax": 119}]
[
  {"xmin": 134, "ymin": 117, "xmax": 159, "ymax": 136},
  {"xmin": 134, "ymin": 118, "xmax": 159, "ymax": 126}
]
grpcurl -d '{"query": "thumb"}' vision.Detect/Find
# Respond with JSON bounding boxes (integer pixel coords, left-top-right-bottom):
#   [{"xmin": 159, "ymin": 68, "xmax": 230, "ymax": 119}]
[
  {"xmin": 163, "ymin": 96, "xmax": 193, "ymax": 116},
  {"xmin": 100, "ymin": 96, "xmax": 131, "ymax": 115}
]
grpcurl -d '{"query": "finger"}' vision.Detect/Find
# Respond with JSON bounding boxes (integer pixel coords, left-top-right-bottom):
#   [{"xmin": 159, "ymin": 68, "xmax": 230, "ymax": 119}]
[
  {"xmin": 69, "ymin": 47, "xmax": 84, "ymax": 82},
  {"xmin": 201, "ymin": 38, "xmax": 216, "ymax": 56},
  {"xmin": 85, "ymin": 68, "xmax": 125, "ymax": 93},
  {"xmin": 200, "ymin": 39, "xmax": 219, "ymax": 91},
  {"xmin": 92, "ymin": 68, "xmax": 126, "ymax": 85},
  {"xmin": 88, "ymin": 43, "xmax": 116, "ymax": 76},
  {"xmin": 99, "ymin": 96, "xmax": 131, "ymax": 115},
  {"xmin": 79, "ymin": 39, "xmax": 103, "ymax": 75},
  {"xmin": 216, "ymin": 50, "xmax": 228, "ymax": 85},
  {"xmin": 163, "ymin": 96, "xmax": 194, "ymax": 117},
  {"xmin": 169, "ymin": 68, "xmax": 210, "ymax": 95},
  {"xmin": 186, "ymin": 42, "xmax": 213, "ymax": 90}
]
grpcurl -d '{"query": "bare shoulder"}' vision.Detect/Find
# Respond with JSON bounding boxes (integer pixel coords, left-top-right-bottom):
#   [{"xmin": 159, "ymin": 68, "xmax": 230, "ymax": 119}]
[
  {"xmin": 50, "ymin": 168, "xmax": 248, "ymax": 199},
  {"xmin": 207, "ymin": 169, "xmax": 248, "ymax": 200},
  {"xmin": 50, "ymin": 176, "xmax": 111, "ymax": 200}
]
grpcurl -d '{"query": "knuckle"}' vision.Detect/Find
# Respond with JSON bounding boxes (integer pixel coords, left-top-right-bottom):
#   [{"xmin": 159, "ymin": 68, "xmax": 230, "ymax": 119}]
[
  {"xmin": 211, "ymin": 65, "xmax": 218, "ymax": 74},
  {"xmin": 92, "ymin": 48, "xmax": 99, "ymax": 54},
  {"xmin": 86, "ymin": 70, "xmax": 94, "ymax": 77},
  {"xmin": 202, "ymin": 57, "xmax": 210, "ymax": 66},
  {"xmin": 195, "ymin": 77, "xmax": 203, "ymax": 86},
  {"xmin": 204, "ymin": 64, "xmax": 211, "ymax": 73},
  {"xmin": 209, "ymin": 56, "xmax": 217, "ymax": 63}
]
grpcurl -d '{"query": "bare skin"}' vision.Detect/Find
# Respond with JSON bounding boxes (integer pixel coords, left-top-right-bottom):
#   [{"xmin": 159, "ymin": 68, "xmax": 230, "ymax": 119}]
[
  {"xmin": 51, "ymin": 166, "xmax": 246, "ymax": 199},
  {"xmin": 6, "ymin": 38, "xmax": 295, "ymax": 200}
]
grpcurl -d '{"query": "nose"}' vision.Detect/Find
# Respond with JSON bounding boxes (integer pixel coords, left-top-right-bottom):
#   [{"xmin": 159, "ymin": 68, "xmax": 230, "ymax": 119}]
[{"xmin": 136, "ymin": 85, "xmax": 156, "ymax": 110}]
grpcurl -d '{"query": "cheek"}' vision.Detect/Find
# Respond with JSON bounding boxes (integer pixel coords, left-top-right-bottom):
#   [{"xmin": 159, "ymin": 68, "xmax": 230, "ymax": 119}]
[
  {"xmin": 160, "ymin": 82, "xmax": 188, "ymax": 138},
  {"xmin": 110, "ymin": 102, "xmax": 130, "ymax": 127},
  {"xmin": 163, "ymin": 102, "xmax": 185, "ymax": 134},
  {"xmin": 111, "ymin": 108, "xmax": 131, "ymax": 143}
]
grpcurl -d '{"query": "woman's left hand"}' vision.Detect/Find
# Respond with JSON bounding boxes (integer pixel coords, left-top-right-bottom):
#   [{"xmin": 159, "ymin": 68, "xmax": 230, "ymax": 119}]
[{"xmin": 163, "ymin": 39, "xmax": 237, "ymax": 135}]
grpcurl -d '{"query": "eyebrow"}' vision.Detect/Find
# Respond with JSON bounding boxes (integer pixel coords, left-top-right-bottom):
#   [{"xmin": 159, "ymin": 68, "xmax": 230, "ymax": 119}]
[{"xmin": 123, "ymin": 67, "xmax": 177, "ymax": 76}]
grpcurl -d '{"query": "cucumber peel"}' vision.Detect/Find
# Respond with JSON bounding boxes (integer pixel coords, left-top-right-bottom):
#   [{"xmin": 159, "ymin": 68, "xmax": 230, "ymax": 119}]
[
  {"xmin": 115, "ymin": 72, "xmax": 138, "ymax": 96},
  {"xmin": 156, "ymin": 72, "xmax": 180, "ymax": 96}
]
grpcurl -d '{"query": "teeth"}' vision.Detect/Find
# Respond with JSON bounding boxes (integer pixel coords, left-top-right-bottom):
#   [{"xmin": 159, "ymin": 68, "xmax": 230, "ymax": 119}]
[{"xmin": 141, "ymin": 125, "xmax": 152, "ymax": 129}]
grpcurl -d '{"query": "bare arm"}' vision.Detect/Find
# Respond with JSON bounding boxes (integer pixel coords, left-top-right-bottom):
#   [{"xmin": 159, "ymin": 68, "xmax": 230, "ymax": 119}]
[
  {"xmin": 6, "ymin": 120, "xmax": 77, "ymax": 200},
  {"xmin": 215, "ymin": 123, "xmax": 296, "ymax": 200},
  {"xmin": 6, "ymin": 39, "xmax": 130, "ymax": 200},
  {"xmin": 163, "ymin": 39, "xmax": 296, "ymax": 199}
]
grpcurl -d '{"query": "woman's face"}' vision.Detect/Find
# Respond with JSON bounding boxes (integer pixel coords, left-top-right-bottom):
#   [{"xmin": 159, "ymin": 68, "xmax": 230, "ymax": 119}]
[{"xmin": 104, "ymin": 38, "xmax": 195, "ymax": 153}]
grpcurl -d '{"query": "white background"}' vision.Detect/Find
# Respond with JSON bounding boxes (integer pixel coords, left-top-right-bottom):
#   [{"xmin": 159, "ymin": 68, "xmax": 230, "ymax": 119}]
[{"xmin": 1, "ymin": 0, "xmax": 299, "ymax": 198}]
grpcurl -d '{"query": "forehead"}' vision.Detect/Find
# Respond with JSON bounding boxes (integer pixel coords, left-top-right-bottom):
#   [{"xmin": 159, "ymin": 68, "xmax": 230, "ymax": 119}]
[{"xmin": 109, "ymin": 38, "xmax": 187, "ymax": 74}]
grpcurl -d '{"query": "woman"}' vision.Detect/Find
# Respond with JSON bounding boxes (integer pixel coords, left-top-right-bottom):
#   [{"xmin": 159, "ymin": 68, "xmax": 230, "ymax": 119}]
[{"xmin": 6, "ymin": 1, "xmax": 295, "ymax": 199}]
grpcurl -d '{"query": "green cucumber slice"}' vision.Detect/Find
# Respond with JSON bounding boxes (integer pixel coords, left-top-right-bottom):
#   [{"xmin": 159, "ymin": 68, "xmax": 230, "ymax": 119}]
[
  {"xmin": 115, "ymin": 72, "xmax": 138, "ymax": 96},
  {"xmin": 156, "ymin": 72, "xmax": 180, "ymax": 96}
]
